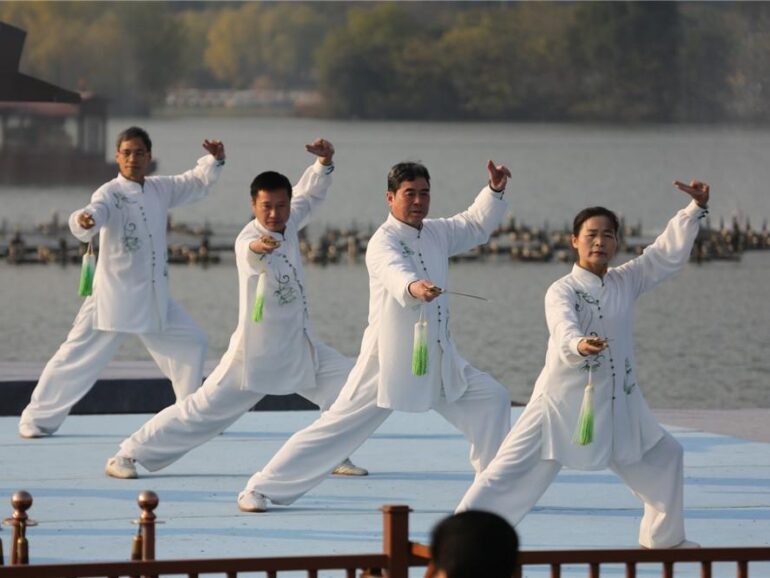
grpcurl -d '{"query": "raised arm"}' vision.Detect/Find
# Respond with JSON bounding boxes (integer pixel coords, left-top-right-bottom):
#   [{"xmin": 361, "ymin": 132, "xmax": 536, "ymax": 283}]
[
  {"xmin": 166, "ymin": 139, "xmax": 226, "ymax": 208},
  {"xmin": 614, "ymin": 179, "xmax": 710, "ymax": 298},
  {"xmin": 439, "ymin": 160, "xmax": 511, "ymax": 256},
  {"xmin": 290, "ymin": 138, "xmax": 335, "ymax": 230}
]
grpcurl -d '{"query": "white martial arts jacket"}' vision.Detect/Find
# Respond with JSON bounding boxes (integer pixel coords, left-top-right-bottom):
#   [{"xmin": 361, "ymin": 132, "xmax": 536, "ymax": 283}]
[
  {"xmin": 69, "ymin": 155, "xmax": 224, "ymax": 333},
  {"xmin": 532, "ymin": 200, "xmax": 708, "ymax": 469},
  {"xmin": 345, "ymin": 186, "xmax": 507, "ymax": 412},
  {"xmin": 219, "ymin": 160, "xmax": 334, "ymax": 394}
]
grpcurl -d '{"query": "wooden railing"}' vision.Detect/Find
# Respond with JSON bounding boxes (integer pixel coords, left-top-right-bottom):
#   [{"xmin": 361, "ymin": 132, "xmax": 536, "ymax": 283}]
[{"xmin": 1, "ymin": 490, "xmax": 769, "ymax": 577}]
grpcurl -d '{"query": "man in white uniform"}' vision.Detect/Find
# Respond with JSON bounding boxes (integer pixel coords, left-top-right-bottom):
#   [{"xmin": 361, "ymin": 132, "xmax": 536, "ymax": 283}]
[
  {"xmin": 237, "ymin": 159, "xmax": 513, "ymax": 513},
  {"xmin": 19, "ymin": 127, "xmax": 225, "ymax": 439},
  {"xmin": 104, "ymin": 138, "xmax": 366, "ymax": 479}
]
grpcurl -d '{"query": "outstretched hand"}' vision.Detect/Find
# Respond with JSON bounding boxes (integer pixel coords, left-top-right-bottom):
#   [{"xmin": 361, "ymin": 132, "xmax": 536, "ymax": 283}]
[
  {"xmin": 408, "ymin": 280, "xmax": 440, "ymax": 302},
  {"xmin": 673, "ymin": 179, "xmax": 709, "ymax": 208},
  {"xmin": 203, "ymin": 139, "xmax": 225, "ymax": 161},
  {"xmin": 487, "ymin": 160, "xmax": 512, "ymax": 192},
  {"xmin": 577, "ymin": 336, "xmax": 608, "ymax": 356},
  {"xmin": 78, "ymin": 212, "xmax": 95, "ymax": 230},
  {"xmin": 305, "ymin": 138, "xmax": 335, "ymax": 166},
  {"xmin": 249, "ymin": 236, "xmax": 281, "ymax": 255}
]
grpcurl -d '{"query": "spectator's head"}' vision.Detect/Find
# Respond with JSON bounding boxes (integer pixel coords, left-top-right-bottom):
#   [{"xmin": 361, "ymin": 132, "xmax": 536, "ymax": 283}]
[{"xmin": 425, "ymin": 510, "xmax": 519, "ymax": 578}]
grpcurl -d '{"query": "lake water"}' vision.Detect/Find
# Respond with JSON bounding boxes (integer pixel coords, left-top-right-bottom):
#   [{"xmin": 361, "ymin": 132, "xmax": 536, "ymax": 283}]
[{"xmin": 1, "ymin": 118, "xmax": 769, "ymax": 409}]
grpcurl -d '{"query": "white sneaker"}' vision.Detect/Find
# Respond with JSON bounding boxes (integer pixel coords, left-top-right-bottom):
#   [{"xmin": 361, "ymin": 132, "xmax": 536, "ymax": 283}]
[
  {"xmin": 18, "ymin": 423, "xmax": 49, "ymax": 439},
  {"xmin": 105, "ymin": 456, "xmax": 138, "ymax": 479},
  {"xmin": 238, "ymin": 491, "xmax": 268, "ymax": 513},
  {"xmin": 332, "ymin": 458, "xmax": 369, "ymax": 476}
]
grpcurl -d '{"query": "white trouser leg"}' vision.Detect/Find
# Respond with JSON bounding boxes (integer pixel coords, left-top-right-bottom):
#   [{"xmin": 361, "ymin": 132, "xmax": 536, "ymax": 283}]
[
  {"xmin": 244, "ymin": 363, "xmax": 391, "ymax": 505},
  {"xmin": 296, "ymin": 343, "xmax": 355, "ymax": 411},
  {"xmin": 611, "ymin": 431, "xmax": 686, "ymax": 549},
  {"xmin": 456, "ymin": 397, "xmax": 562, "ymax": 526},
  {"xmin": 121, "ymin": 357, "xmax": 262, "ymax": 471},
  {"xmin": 138, "ymin": 299, "xmax": 207, "ymax": 400},
  {"xmin": 433, "ymin": 365, "xmax": 512, "ymax": 474},
  {"xmin": 20, "ymin": 299, "xmax": 126, "ymax": 433}
]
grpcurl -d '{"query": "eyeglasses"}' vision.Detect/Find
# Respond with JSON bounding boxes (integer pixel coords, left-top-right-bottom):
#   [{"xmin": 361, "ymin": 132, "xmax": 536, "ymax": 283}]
[{"xmin": 119, "ymin": 149, "xmax": 148, "ymax": 159}]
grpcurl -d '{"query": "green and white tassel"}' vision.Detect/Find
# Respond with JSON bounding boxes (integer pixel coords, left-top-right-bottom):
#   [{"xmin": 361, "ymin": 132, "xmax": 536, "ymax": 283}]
[
  {"xmin": 251, "ymin": 270, "xmax": 267, "ymax": 322},
  {"xmin": 412, "ymin": 307, "xmax": 429, "ymax": 376},
  {"xmin": 78, "ymin": 242, "xmax": 96, "ymax": 297},
  {"xmin": 572, "ymin": 366, "xmax": 595, "ymax": 446}
]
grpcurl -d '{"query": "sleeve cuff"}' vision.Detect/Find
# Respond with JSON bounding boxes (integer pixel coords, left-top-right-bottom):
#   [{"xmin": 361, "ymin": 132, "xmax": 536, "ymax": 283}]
[
  {"xmin": 683, "ymin": 199, "xmax": 708, "ymax": 219},
  {"xmin": 484, "ymin": 184, "xmax": 505, "ymax": 200},
  {"xmin": 569, "ymin": 337, "xmax": 584, "ymax": 357},
  {"xmin": 312, "ymin": 158, "xmax": 335, "ymax": 175},
  {"xmin": 403, "ymin": 279, "xmax": 422, "ymax": 307}
]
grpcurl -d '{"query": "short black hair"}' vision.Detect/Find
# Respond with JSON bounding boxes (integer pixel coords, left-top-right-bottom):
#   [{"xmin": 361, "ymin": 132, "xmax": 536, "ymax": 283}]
[
  {"xmin": 387, "ymin": 162, "xmax": 430, "ymax": 193},
  {"xmin": 250, "ymin": 171, "xmax": 293, "ymax": 201},
  {"xmin": 572, "ymin": 206, "xmax": 619, "ymax": 237},
  {"xmin": 116, "ymin": 126, "xmax": 152, "ymax": 152},
  {"xmin": 430, "ymin": 511, "xmax": 518, "ymax": 578}
]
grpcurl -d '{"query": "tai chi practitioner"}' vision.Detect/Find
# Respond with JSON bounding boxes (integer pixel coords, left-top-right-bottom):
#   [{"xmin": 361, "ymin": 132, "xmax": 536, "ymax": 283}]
[
  {"xmin": 19, "ymin": 127, "xmax": 225, "ymax": 439},
  {"xmin": 456, "ymin": 180, "xmax": 711, "ymax": 549},
  {"xmin": 105, "ymin": 138, "xmax": 367, "ymax": 479},
  {"xmin": 237, "ymin": 160, "xmax": 514, "ymax": 513}
]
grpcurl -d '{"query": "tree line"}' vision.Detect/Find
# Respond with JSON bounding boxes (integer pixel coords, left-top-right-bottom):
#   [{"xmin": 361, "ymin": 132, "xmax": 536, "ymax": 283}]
[{"xmin": 2, "ymin": 1, "xmax": 770, "ymax": 122}]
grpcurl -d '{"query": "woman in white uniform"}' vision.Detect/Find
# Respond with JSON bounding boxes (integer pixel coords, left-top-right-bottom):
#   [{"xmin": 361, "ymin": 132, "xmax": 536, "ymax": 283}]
[{"xmin": 456, "ymin": 179, "xmax": 710, "ymax": 549}]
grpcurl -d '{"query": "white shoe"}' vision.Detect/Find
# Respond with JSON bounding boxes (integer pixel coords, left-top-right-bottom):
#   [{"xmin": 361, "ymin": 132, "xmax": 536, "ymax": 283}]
[
  {"xmin": 105, "ymin": 456, "xmax": 138, "ymax": 479},
  {"xmin": 238, "ymin": 491, "xmax": 268, "ymax": 513},
  {"xmin": 332, "ymin": 458, "xmax": 369, "ymax": 476},
  {"xmin": 19, "ymin": 423, "xmax": 49, "ymax": 439}
]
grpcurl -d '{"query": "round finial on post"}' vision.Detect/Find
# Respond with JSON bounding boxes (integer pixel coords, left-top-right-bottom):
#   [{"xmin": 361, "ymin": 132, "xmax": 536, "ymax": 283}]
[
  {"xmin": 137, "ymin": 491, "xmax": 158, "ymax": 520},
  {"xmin": 136, "ymin": 491, "xmax": 159, "ymax": 561},
  {"xmin": 11, "ymin": 492, "xmax": 32, "ymax": 521}
]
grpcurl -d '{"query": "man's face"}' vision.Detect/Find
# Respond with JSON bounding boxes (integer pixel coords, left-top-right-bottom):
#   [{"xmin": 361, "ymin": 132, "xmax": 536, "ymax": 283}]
[
  {"xmin": 115, "ymin": 137, "xmax": 152, "ymax": 183},
  {"xmin": 252, "ymin": 188, "xmax": 291, "ymax": 232},
  {"xmin": 387, "ymin": 177, "xmax": 431, "ymax": 228}
]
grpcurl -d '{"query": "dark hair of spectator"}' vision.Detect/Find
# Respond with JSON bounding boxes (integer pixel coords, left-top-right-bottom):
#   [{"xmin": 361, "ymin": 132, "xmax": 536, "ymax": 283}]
[{"xmin": 429, "ymin": 510, "xmax": 519, "ymax": 578}]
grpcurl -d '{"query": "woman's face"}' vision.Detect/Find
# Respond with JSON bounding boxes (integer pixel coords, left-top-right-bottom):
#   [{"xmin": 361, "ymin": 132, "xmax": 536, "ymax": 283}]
[{"xmin": 571, "ymin": 215, "xmax": 618, "ymax": 275}]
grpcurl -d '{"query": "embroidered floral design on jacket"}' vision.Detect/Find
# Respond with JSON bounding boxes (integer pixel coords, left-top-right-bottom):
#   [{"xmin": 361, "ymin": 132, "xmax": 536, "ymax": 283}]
[
  {"xmin": 574, "ymin": 288, "xmax": 600, "ymax": 336},
  {"xmin": 274, "ymin": 273, "xmax": 297, "ymax": 305},
  {"xmin": 399, "ymin": 240, "xmax": 414, "ymax": 257},
  {"xmin": 113, "ymin": 191, "xmax": 137, "ymax": 210},
  {"xmin": 122, "ymin": 222, "xmax": 141, "ymax": 252}
]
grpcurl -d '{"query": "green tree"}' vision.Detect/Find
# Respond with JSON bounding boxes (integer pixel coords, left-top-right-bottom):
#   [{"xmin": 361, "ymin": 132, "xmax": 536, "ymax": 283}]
[{"xmin": 568, "ymin": 2, "xmax": 681, "ymax": 121}]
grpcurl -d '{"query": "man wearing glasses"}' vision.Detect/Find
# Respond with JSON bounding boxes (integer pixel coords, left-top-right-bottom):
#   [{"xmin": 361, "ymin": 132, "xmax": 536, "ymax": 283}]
[{"xmin": 18, "ymin": 126, "xmax": 225, "ymax": 439}]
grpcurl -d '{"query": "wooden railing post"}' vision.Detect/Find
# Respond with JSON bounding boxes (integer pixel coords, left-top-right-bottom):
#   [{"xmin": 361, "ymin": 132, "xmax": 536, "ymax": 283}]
[
  {"xmin": 380, "ymin": 504, "xmax": 411, "ymax": 578},
  {"xmin": 137, "ymin": 491, "xmax": 159, "ymax": 561},
  {"xmin": 6, "ymin": 491, "xmax": 33, "ymax": 565}
]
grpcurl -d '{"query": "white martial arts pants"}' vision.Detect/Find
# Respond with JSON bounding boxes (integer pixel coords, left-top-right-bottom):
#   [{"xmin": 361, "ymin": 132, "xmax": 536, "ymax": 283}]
[
  {"xmin": 19, "ymin": 298, "xmax": 207, "ymax": 435},
  {"xmin": 242, "ymin": 361, "xmax": 511, "ymax": 506},
  {"xmin": 456, "ymin": 399, "xmax": 686, "ymax": 549},
  {"xmin": 120, "ymin": 342, "xmax": 354, "ymax": 472}
]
